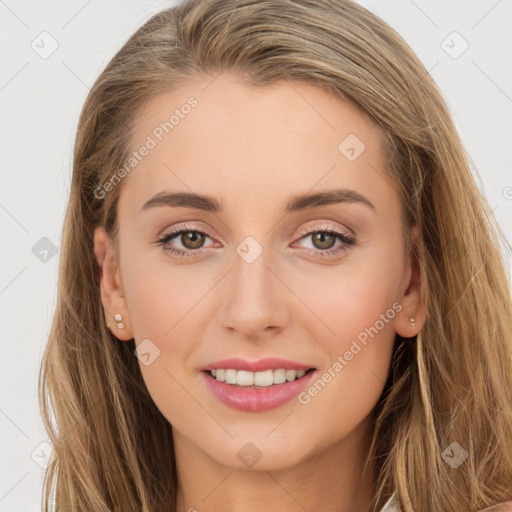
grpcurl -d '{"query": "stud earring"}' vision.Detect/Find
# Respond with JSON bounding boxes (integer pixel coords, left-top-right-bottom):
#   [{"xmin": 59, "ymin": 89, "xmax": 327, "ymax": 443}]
[
  {"xmin": 114, "ymin": 313, "xmax": 125, "ymax": 330},
  {"xmin": 406, "ymin": 316, "xmax": 416, "ymax": 328}
]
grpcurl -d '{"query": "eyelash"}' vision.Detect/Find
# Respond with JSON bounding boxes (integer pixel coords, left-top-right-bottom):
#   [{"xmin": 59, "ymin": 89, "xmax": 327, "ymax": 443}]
[{"xmin": 156, "ymin": 223, "xmax": 357, "ymax": 259}]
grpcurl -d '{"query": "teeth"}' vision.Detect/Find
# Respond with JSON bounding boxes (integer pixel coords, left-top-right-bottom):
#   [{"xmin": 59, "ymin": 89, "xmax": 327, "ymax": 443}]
[
  {"xmin": 273, "ymin": 369, "xmax": 286, "ymax": 384},
  {"xmin": 254, "ymin": 369, "xmax": 273, "ymax": 387},
  {"xmin": 225, "ymin": 369, "xmax": 237, "ymax": 384},
  {"xmin": 286, "ymin": 369, "xmax": 297, "ymax": 381},
  {"xmin": 210, "ymin": 368, "xmax": 310, "ymax": 386},
  {"xmin": 237, "ymin": 370, "xmax": 254, "ymax": 386}
]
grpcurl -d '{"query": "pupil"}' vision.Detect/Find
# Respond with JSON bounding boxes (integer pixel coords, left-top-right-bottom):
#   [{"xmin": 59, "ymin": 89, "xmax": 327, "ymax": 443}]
[
  {"xmin": 314, "ymin": 232, "xmax": 335, "ymax": 249},
  {"xmin": 183, "ymin": 232, "xmax": 204, "ymax": 249}
]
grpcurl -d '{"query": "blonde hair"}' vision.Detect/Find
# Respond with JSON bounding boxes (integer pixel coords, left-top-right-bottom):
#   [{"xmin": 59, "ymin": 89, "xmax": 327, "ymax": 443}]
[{"xmin": 39, "ymin": 0, "xmax": 512, "ymax": 510}]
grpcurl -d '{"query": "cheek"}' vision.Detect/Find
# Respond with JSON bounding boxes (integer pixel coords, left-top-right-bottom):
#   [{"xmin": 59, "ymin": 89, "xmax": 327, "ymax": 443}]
[
  {"xmin": 294, "ymin": 256, "xmax": 400, "ymax": 354},
  {"xmin": 123, "ymin": 268, "xmax": 200, "ymax": 427},
  {"xmin": 121, "ymin": 246, "xmax": 203, "ymax": 339},
  {"xmin": 120, "ymin": 251, "xmax": 210, "ymax": 415},
  {"xmin": 287, "ymin": 228, "xmax": 404, "ymax": 337},
  {"xmin": 291, "ymin": 258, "xmax": 399, "ymax": 419},
  {"xmin": 294, "ymin": 302, "xmax": 396, "ymax": 458}
]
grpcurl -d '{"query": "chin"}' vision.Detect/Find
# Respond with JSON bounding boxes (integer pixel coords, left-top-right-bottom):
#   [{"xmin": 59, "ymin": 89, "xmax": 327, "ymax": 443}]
[{"xmin": 204, "ymin": 434, "xmax": 315, "ymax": 472}]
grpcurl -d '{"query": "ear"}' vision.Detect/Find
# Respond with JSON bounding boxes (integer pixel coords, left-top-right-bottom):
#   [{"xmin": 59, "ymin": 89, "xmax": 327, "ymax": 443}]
[
  {"xmin": 394, "ymin": 224, "xmax": 426, "ymax": 338},
  {"xmin": 93, "ymin": 225, "xmax": 134, "ymax": 341}
]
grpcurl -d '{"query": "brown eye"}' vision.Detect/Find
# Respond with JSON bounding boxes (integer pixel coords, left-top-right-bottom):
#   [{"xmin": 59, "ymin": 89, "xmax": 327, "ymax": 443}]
[
  {"xmin": 293, "ymin": 226, "xmax": 357, "ymax": 259},
  {"xmin": 310, "ymin": 232, "xmax": 337, "ymax": 250},
  {"xmin": 157, "ymin": 226, "xmax": 215, "ymax": 258},
  {"xmin": 180, "ymin": 231, "xmax": 206, "ymax": 249}
]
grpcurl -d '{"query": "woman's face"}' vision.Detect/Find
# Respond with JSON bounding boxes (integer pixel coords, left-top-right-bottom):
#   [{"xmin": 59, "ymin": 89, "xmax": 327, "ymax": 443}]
[{"xmin": 95, "ymin": 72, "xmax": 423, "ymax": 472}]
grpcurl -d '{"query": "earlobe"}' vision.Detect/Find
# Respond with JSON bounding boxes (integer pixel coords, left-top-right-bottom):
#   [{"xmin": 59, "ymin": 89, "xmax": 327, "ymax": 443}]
[
  {"xmin": 93, "ymin": 225, "xmax": 134, "ymax": 341},
  {"xmin": 394, "ymin": 224, "xmax": 426, "ymax": 338},
  {"xmin": 106, "ymin": 313, "xmax": 125, "ymax": 329},
  {"xmin": 396, "ymin": 315, "xmax": 421, "ymax": 338}
]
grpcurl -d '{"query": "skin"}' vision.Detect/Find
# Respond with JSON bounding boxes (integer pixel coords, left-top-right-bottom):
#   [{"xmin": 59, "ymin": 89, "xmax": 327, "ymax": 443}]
[{"xmin": 94, "ymin": 72, "xmax": 426, "ymax": 512}]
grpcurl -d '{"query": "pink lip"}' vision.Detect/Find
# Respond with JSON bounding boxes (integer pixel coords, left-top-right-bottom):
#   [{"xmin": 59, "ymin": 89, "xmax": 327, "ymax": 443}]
[
  {"xmin": 201, "ymin": 368, "xmax": 317, "ymax": 412},
  {"xmin": 200, "ymin": 357, "xmax": 313, "ymax": 372}
]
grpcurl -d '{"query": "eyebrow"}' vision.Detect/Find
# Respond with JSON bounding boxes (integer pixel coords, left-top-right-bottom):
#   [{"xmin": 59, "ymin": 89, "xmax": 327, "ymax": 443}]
[{"xmin": 138, "ymin": 188, "xmax": 376, "ymax": 215}]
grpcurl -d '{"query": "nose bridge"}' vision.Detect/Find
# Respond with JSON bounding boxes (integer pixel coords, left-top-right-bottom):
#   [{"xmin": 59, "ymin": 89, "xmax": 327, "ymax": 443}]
[
  {"xmin": 232, "ymin": 235, "xmax": 275, "ymax": 307},
  {"xmin": 218, "ymin": 234, "xmax": 286, "ymax": 334}
]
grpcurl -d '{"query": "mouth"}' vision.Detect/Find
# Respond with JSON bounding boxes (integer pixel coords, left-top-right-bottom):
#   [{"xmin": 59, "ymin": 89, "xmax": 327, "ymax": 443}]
[
  {"xmin": 201, "ymin": 366, "xmax": 317, "ymax": 412},
  {"xmin": 203, "ymin": 367, "xmax": 316, "ymax": 388}
]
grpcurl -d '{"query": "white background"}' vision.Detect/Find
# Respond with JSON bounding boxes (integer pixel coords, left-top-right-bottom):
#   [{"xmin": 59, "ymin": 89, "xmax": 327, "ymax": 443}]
[{"xmin": 0, "ymin": 1, "xmax": 511, "ymax": 510}]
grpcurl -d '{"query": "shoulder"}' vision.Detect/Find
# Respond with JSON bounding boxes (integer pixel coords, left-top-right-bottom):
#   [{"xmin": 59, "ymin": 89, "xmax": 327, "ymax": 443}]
[
  {"xmin": 480, "ymin": 502, "xmax": 512, "ymax": 512},
  {"xmin": 382, "ymin": 493, "xmax": 512, "ymax": 512},
  {"xmin": 379, "ymin": 493, "xmax": 399, "ymax": 512}
]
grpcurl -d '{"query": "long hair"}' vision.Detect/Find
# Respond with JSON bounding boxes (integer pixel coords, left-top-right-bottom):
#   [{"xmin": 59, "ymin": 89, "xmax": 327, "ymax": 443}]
[{"xmin": 39, "ymin": 0, "xmax": 512, "ymax": 510}]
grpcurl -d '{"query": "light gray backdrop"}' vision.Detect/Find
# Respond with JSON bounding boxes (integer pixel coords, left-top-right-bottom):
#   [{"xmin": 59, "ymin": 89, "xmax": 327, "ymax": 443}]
[{"xmin": 0, "ymin": 1, "xmax": 511, "ymax": 510}]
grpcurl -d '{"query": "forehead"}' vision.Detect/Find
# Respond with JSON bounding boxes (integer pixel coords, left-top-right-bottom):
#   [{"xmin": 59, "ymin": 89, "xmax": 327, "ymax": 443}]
[
  {"xmin": 120, "ymin": 72, "xmax": 395, "ymax": 220},
  {"xmin": 130, "ymin": 72, "xmax": 382, "ymax": 148}
]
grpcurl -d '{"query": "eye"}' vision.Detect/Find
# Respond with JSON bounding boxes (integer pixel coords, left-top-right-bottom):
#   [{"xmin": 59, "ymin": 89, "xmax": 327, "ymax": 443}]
[
  {"xmin": 292, "ymin": 224, "xmax": 357, "ymax": 258},
  {"xmin": 156, "ymin": 223, "xmax": 216, "ymax": 258}
]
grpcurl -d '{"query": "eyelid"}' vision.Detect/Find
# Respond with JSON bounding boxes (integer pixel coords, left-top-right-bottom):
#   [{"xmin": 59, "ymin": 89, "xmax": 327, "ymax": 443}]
[
  {"xmin": 159, "ymin": 221, "xmax": 215, "ymax": 239},
  {"xmin": 295, "ymin": 221, "xmax": 353, "ymax": 239}
]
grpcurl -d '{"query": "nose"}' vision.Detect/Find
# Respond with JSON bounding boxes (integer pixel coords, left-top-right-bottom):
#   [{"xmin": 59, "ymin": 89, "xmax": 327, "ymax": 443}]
[{"xmin": 217, "ymin": 244, "xmax": 288, "ymax": 340}]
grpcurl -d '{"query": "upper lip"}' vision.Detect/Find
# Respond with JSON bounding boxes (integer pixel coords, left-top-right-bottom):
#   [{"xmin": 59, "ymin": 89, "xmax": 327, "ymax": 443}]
[{"xmin": 200, "ymin": 357, "xmax": 315, "ymax": 372}]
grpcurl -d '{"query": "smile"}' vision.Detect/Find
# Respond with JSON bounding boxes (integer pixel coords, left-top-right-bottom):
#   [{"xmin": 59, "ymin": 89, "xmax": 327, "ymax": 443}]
[
  {"xmin": 207, "ymin": 368, "xmax": 311, "ymax": 387},
  {"xmin": 201, "ymin": 360, "xmax": 317, "ymax": 412}
]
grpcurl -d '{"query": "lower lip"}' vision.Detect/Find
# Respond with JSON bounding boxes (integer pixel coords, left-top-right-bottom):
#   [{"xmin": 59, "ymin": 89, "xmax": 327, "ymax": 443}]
[{"xmin": 201, "ymin": 370, "xmax": 316, "ymax": 412}]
